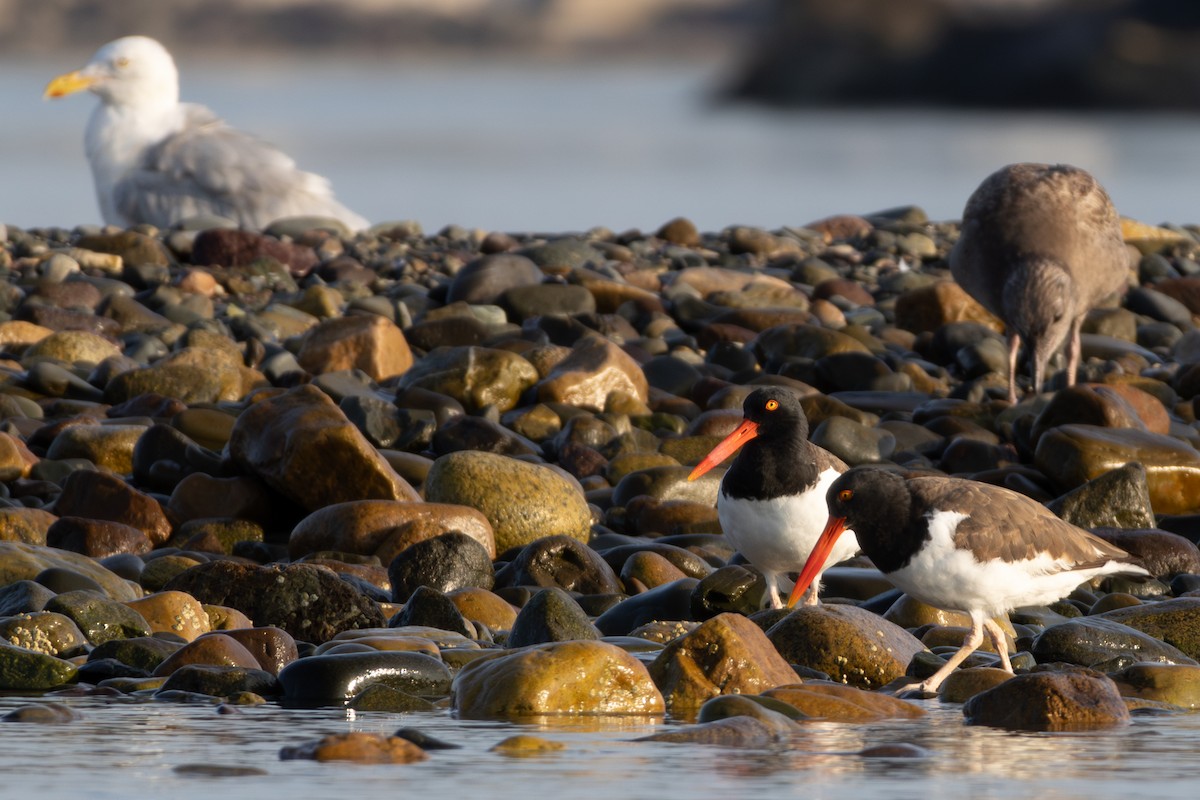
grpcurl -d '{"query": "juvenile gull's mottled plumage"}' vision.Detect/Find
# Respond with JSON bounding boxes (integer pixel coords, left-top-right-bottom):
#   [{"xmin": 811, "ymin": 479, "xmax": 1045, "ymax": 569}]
[
  {"xmin": 45, "ymin": 35, "xmax": 367, "ymax": 231},
  {"xmin": 949, "ymin": 162, "xmax": 1129, "ymax": 403}
]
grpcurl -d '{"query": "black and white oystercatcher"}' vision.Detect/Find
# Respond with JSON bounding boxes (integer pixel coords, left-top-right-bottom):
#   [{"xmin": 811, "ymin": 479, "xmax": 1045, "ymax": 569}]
[
  {"xmin": 791, "ymin": 467, "xmax": 1148, "ymax": 694},
  {"xmin": 688, "ymin": 387, "xmax": 859, "ymax": 608},
  {"xmin": 949, "ymin": 162, "xmax": 1129, "ymax": 403}
]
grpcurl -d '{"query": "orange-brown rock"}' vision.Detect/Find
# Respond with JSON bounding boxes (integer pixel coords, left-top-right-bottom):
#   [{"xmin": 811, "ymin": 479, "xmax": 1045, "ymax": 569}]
[
  {"xmin": 227, "ymin": 384, "xmax": 419, "ymax": 512},
  {"xmin": 536, "ymin": 336, "xmax": 649, "ymax": 411},
  {"xmin": 649, "ymin": 613, "xmax": 801, "ymax": 711},
  {"xmin": 296, "ymin": 314, "xmax": 413, "ymax": 381},
  {"xmin": 288, "ymin": 499, "xmax": 495, "ymax": 563}
]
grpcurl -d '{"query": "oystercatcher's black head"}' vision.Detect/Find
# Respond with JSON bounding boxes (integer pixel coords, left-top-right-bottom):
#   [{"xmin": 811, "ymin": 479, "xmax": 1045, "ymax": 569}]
[
  {"xmin": 787, "ymin": 466, "xmax": 914, "ymax": 607},
  {"xmin": 687, "ymin": 387, "xmax": 810, "ymax": 483}
]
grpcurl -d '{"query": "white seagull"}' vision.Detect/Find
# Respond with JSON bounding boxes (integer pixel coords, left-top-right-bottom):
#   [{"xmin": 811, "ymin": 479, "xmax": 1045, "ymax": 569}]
[{"xmin": 45, "ymin": 35, "xmax": 368, "ymax": 232}]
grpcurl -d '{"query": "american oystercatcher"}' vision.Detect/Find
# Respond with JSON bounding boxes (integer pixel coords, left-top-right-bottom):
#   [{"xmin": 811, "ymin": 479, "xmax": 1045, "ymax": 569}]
[
  {"xmin": 688, "ymin": 387, "xmax": 859, "ymax": 608},
  {"xmin": 790, "ymin": 466, "xmax": 1148, "ymax": 694},
  {"xmin": 949, "ymin": 163, "xmax": 1129, "ymax": 404}
]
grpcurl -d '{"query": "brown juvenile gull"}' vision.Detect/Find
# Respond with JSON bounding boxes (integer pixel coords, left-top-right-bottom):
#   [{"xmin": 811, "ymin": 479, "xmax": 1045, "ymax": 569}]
[
  {"xmin": 949, "ymin": 162, "xmax": 1129, "ymax": 403},
  {"xmin": 45, "ymin": 35, "xmax": 367, "ymax": 231}
]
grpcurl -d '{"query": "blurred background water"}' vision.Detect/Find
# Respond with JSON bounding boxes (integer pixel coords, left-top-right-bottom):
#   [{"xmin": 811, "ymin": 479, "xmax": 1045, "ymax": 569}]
[
  {"xmin": 5, "ymin": 57, "xmax": 1200, "ymax": 232},
  {"xmin": 4, "ymin": 0, "xmax": 1200, "ymax": 232}
]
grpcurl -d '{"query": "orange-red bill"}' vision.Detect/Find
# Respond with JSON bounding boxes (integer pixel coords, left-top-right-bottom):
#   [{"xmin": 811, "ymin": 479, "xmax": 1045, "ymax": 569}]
[
  {"xmin": 786, "ymin": 515, "xmax": 847, "ymax": 607},
  {"xmin": 687, "ymin": 418, "xmax": 759, "ymax": 481}
]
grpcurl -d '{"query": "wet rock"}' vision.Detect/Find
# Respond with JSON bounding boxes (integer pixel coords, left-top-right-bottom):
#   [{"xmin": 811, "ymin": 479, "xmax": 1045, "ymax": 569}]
[
  {"xmin": 151, "ymin": 633, "xmax": 262, "ymax": 677},
  {"xmin": 893, "ymin": 280, "xmax": 1003, "ymax": 334},
  {"xmin": 430, "ymin": 415, "xmax": 543, "ymax": 457},
  {"xmin": 1100, "ymin": 598, "xmax": 1200, "ymax": 660},
  {"xmin": 166, "ymin": 474, "xmax": 276, "ymax": 527},
  {"xmin": 536, "ymin": 336, "xmax": 649, "ymax": 411},
  {"xmin": 44, "ymin": 423, "xmax": 146, "ymax": 474},
  {"xmin": 490, "ymin": 734, "xmax": 566, "ymax": 755},
  {"xmin": 279, "ymin": 732, "xmax": 428, "ymax": 763},
  {"xmin": 125, "ymin": 590, "xmax": 211, "ymax": 642},
  {"xmin": 296, "ymin": 314, "xmax": 413, "ymax": 381},
  {"xmin": 191, "ymin": 228, "xmax": 316, "ymax": 274},
  {"xmin": 206, "ymin": 627, "xmax": 298, "ymax": 676},
  {"xmin": 52, "ymin": 470, "xmax": 172, "ymax": 547},
  {"xmin": 451, "ymin": 640, "xmax": 664, "ymax": 718},
  {"xmin": 767, "ymin": 604, "xmax": 926, "ymax": 689},
  {"xmin": 447, "ymin": 588, "xmax": 519, "ymax": 632},
  {"xmin": 495, "ymin": 535, "xmax": 622, "ymax": 595},
  {"xmin": 689, "ymin": 565, "xmax": 763, "ymax": 617},
  {"xmin": 1, "ymin": 702, "xmax": 79, "ymax": 723},
  {"xmin": 88, "ymin": 636, "xmax": 180, "ymax": 672},
  {"xmin": 164, "ymin": 561, "xmax": 386, "ymax": 644},
  {"xmin": 1090, "ymin": 527, "xmax": 1200, "ymax": 578},
  {"xmin": 1045, "ymin": 462, "xmax": 1157, "ymax": 530},
  {"xmin": 289, "ymin": 500, "xmax": 495, "ymax": 565},
  {"xmin": 347, "ymin": 684, "xmax": 437, "ymax": 713},
  {"xmin": 0, "ymin": 508, "xmax": 56, "ymax": 547},
  {"xmin": 937, "ymin": 666, "xmax": 1014, "ymax": 703},
  {"xmin": 0, "ymin": 580, "xmax": 56, "ymax": 616},
  {"xmin": 1110, "ymin": 663, "xmax": 1200, "ymax": 709},
  {"xmin": 764, "ymin": 683, "xmax": 926, "ymax": 720},
  {"xmin": 1034, "ymin": 424, "xmax": 1200, "ymax": 514},
  {"xmin": 1031, "ymin": 385, "xmax": 1156, "ymax": 443},
  {"xmin": 446, "ymin": 253, "xmax": 543, "ymax": 305},
  {"xmin": 158, "ymin": 663, "xmax": 279, "ymax": 698},
  {"xmin": 45, "ymin": 516, "xmax": 152, "ymax": 559},
  {"xmin": 227, "ymin": 384, "xmax": 419, "ymax": 512},
  {"xmin": 22, "ymin": 330, "xmax": 122, "ymax": 367},
  {"xmin": 1031, "ymin": 616, "xmax": 1197, "ymax": 667},
  {"xmin": 104, "ymin": 348, "xmax": 263, "ymax": 404},
  {"xmin": 594, "ymin": 578, "xmax": 698, "ymax": 636},
  {"xmin": 278, "ymin": 650, "xmax": 452, "ymax": 705},
  {"xmin": 649, "ymin": 613, "xmax": 800, "ymax": 711},
  {"xmin": 506, "ymin": 587, "xmax": 600, "ymax": 647},
  {"xmin": 0, "ymin": 641, "xmax": 78, "ymax": 690},
  {"xmin": 388, "ymin": 586, "xmax": 473, "ymax": 637},
  {"xmin": 634, "ymin": 714, "xmax": 786, "ymax": 746},
  {"xmin": 387, "ymin": 532, "xmax": 495, "ymax": 602},
  {"xmin": 809, "ymin": 415, "xmax": 895, "ymax": 465},
  {"xmin": 962, "ymin": 671, "xmax": 1130, "ymax": 731},
  {"xmin": 424, "ymin": 452, "xmax": 592, "ymax": 553},
  {"xmin": 0, "ymin": 612, "xmax": 87, "ymax": 658},
  {"xmin": 398, "ymin": 346, "xmax": 538, "ymax": 413},
  {"xmin": 44, "ymin": 590, "xmax": 151, "ymax": 645}
]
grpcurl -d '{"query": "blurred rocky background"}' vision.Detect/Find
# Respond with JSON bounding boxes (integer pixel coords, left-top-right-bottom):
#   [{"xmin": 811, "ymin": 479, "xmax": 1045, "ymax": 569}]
[
  {"xmin": 6, "ymin": 0, "xmax": 1200, "ymax": 108},
  {"xmin": 728, "ymin": 0, "xmax": 1200, "ymax": 109},
  {"xmin": 0, "ymin": 0, "xmax": 758, "ymax": 59}
]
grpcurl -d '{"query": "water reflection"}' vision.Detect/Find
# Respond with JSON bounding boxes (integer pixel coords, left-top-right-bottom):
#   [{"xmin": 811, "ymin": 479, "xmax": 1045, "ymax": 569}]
[{"xmin": 3, "ymin": 693, "xmax": 1200, "ymax": 799}]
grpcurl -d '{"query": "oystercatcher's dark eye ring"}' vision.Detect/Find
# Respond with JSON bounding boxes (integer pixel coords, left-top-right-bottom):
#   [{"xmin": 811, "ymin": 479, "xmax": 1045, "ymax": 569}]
[
  {"xmin": 765, "ymin": 399, "xmax": 779, "ymax": 411},
  {"xmin": 838, "ymin": 489, "xmax": 853, "ymax": 502}
]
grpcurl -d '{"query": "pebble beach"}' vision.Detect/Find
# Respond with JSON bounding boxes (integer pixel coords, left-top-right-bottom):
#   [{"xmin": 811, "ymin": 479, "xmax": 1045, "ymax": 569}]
[{"xmin": 3, "ymin": 208, "xmax": 1200, "ymax": 764}]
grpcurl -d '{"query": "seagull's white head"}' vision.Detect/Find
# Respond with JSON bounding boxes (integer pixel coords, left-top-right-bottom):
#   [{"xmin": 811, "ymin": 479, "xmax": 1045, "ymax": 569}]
[{"xmin": 45, "ymin": 35, "xmax": 179, "ymax": 111}]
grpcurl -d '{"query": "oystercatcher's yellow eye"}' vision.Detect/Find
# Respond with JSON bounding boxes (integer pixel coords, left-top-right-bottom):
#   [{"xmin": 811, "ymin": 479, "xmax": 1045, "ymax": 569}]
[
  {"xmin": 765, "ymin": 399, "xmax": 779, "ymax": 411},
  {"xmin": 838, "ymin": 489, "xmax": 853, "ymax": 502}
]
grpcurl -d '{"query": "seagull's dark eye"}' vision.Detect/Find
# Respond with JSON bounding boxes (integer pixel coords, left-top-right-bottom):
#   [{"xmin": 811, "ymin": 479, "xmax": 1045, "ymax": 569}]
[
  {"xmin": 838, "ymin": 489, "xmax": 853, "ymax": 502},
  {"xmin": 765, "ymin": 399, "xmax": 779, "ymax": 411}
]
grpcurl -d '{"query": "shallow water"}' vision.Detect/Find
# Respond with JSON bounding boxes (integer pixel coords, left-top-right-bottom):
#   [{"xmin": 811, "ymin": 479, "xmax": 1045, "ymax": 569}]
[
  {"xmin": 3, "ymin": 56, "xmax": 1200, "ymax": 231},
  {"xmin": 1, "ymin": 692, "xmax": 1198, "ymax": 800},
  {"xmin": 4, "ymin": 54, "xmax": 1200, "ymax": 799}
]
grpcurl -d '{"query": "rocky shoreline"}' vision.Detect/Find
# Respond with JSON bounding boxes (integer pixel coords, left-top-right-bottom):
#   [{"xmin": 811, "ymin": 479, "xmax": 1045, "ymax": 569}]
[{"xmin": 2, "ymin": 209, "xmax": 1200, "ymax": 756}]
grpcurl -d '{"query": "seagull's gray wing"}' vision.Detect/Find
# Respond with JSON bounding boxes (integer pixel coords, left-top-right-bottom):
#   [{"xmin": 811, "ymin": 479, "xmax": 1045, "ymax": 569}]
[{"xmin": 113, "ymin": 104, "xmax": 354, "ymax": 229}]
